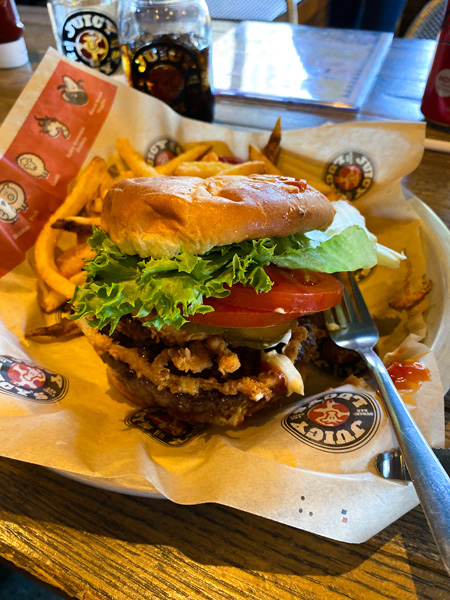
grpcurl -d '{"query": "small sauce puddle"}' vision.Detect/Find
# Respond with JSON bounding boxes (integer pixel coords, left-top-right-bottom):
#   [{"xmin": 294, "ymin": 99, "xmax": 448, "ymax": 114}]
[{"xmin": 386, "ymin": 359, "xmax": 431, "ymax": 393}]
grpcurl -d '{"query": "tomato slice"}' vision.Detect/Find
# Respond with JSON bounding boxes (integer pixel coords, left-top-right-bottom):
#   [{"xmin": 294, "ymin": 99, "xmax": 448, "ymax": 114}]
[
  {"xmin": 220, "ymin": 267, "xmax": 344, "ymax": 314},
  {"xmin": 187, "ymin": 267, "xmax": 343, "ymax": 328},
  {"xmin": 187, "ymin": 299, "xmax": 303, "ymax": 328}
]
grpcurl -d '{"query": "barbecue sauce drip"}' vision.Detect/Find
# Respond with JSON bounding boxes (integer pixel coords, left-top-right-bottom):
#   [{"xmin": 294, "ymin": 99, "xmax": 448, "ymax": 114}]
[
  {"xmin": 387, "ymin": 359, "xmax": 430, "ymax": 393},
  {"xmin": 260, "ymin": 361, "xmax": 286, "ymax": 394}
]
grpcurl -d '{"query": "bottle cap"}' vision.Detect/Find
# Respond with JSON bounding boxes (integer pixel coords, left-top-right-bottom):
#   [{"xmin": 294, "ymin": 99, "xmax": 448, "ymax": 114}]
[{"xmin": 0, "ymin": 37, "xmax": 29, "ymax": 69}]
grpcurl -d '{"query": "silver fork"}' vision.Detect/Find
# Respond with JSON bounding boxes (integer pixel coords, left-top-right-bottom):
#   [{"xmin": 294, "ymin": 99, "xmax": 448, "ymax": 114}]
[{"xmin": 324, "ymin": 272, "xmax": 450, "ymax": 575}]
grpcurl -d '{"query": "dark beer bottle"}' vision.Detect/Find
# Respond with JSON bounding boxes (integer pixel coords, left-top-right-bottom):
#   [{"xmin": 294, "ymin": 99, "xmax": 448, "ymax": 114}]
[{"xmin": 118, "ymin": 0, "xmax": 214, "ymax": 123}]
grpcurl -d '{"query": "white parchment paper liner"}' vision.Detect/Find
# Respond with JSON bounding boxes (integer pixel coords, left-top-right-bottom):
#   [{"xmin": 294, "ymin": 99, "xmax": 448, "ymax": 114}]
[{"xmin": 0, "ymin": 49, "xmax": 446, "ymax": 543}]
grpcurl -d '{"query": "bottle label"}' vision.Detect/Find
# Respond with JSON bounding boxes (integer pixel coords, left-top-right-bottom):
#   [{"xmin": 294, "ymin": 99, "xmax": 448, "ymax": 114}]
[
  {"xmin": 61, "ymin": 10, "xmax": 121, "ymax": 75},
  {"xmin": 435, "ymin": 69, "xmax": 450, "ymax": 98},
  {"xmin": 130, "ymin": 41, "xmax": 205, "ymax": 112}
]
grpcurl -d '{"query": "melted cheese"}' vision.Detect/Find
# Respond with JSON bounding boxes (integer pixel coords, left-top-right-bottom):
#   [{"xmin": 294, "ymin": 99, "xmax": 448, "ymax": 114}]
[{"xmin": 263, "ymin": 350, "xmax": 304, "ymax": 396}]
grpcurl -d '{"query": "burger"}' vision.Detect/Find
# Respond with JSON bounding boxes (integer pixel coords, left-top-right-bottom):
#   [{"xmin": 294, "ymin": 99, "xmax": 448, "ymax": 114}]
[{"xmin": 72, "ymin": 174, "xmax": 402, "ymax": 426}]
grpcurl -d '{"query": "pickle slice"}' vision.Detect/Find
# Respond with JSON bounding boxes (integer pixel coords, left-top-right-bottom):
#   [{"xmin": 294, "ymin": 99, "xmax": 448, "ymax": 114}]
[{"xmin": 181, "ymin": 320, "xmax": 297, "ymax": 349}]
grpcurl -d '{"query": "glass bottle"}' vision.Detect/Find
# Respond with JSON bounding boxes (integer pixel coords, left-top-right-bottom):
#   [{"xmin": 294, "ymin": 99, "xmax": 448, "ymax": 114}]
[
  {"xmin": 421, "ymin": 1, "xmax": 450, "ymax": 127},
  {"xmin": 118, "ymin": 0, "xmax": 214, "ymax": 122},
  {"xmin": 0, "ymin": 0, "xmax": 29, "ymax": 69},
  {"xmin": 47, "ymin": 0, "xmax": 122, "ymax": 75}
]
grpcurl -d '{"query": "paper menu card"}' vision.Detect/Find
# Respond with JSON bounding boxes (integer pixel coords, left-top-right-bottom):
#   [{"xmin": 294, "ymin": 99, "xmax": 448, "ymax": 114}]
[
  {"xmin": 0, "ymin": 48, "xmax": 446, "ymax": 544},
  {"xmin": 213, "ymin": 22, "xmax": 393, "ymax": 110}
]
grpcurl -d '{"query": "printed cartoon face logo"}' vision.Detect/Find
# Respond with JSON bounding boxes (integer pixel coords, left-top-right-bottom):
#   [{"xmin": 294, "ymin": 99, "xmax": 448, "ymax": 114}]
[
  {"xmin": 35, "ymin": 115, "xmax": 70, "ymax": 139},
  {"xmin": 58, "ymin": 76, "xmax": 89, "ymax": 105},
  {"xmin": 146, "ymin": 136, "xmax": 184, "ymax": 167},
  {"xmin": 77, "ymin": 30, "xmax": 108, "ymax": 66},
  {"xmin": 308, "ymin": 400, "xmax": 350, "ymax": 427},
  {"xmin": 8, "ymin": 363, "xmax": 46, "ymax": 389},
  {"xmin": 0, "ymin": 181, "xmax": 27, "ymax": 224},
  {"xmin": 61, "ymin": 12, "xmax": 121, "ymax": 75},
  {"xmin": 0, "ymin": 356, "xmax": 69, "ymax": 403},
  {"xmin": 309, "ymin": 335, "xmax": 367, "ymax": 380},
  {"xmin": 324, "ymin": 149, "xmax": 375, "ymax": 201},
  {"xmin": 282, "ymin": 390, "xmax": 381, "ymax": 453},
  {"xmin": 16, "ymin": 153, "xmax": 49, "ymax": 178},
  {"xmin": 125, "ymin": 407, "xmax": 207, "ymax": 446}
]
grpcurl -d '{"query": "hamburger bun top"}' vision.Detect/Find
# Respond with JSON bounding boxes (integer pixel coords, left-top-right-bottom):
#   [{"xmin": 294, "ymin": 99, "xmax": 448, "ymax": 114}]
[{"xmin": 101, "ymin": 174, "xmax": 336, "ymax": 258}]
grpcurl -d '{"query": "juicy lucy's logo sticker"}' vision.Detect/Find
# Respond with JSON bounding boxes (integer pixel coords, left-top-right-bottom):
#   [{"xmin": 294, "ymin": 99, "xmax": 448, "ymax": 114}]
[
  {"xmin": 125, "ymin": 407, "xmax": 208, "ymax": 446},
  {"xmin": 324, "ymin": 149, "xmax": 376, "ymax": 201},
  {"xmin": 0, "ymin": 356, "xmax": 69, "ymax": 403},
  {"xmin": 61, "ymin": 11, "xmax": 121, "ymax": 75},
  {"xmin": 146, "ymin": 136, "xmax": 183, "ymax": 167},
  {"xmin": 130, "ymin": 41, "xmax": 203, "ymax": 106},
  {"xmin": 282, "ymin": 390, "xmax": 381, "ymax": 453}
]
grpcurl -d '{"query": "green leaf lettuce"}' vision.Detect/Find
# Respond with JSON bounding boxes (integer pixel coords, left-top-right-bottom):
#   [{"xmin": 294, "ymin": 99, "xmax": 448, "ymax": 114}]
[{"xmin": 72, "ymin": 201, "xmax": 404, "ymax": 330}]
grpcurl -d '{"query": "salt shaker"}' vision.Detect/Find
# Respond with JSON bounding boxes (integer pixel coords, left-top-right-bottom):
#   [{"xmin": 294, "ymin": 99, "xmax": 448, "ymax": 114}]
[{"xmin": 118, "ymin": 0, "xmax": 214, "ymax": 122}]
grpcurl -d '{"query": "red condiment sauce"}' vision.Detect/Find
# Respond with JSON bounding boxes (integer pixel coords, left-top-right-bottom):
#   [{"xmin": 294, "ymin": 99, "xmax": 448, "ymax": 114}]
[
  {"xmin": 260, "ymin": 361, "xmax": 287, "ymax": 394},
  {"xmin": 387, "ymin": 359, "xmax": 431, "ymax": 393}
]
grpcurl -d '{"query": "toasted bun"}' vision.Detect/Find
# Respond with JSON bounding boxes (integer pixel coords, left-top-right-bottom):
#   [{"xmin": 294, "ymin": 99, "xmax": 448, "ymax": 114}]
[{"xmin": 102, "ymin": 174, "xmax": 335, "ymax": 258}]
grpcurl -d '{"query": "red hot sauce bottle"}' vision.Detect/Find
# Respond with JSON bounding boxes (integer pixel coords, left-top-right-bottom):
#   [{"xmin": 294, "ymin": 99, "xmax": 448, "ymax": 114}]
[
  {"xmin": 421, "ymin": 0, "xmax": 450, "ymax": 127},
  {"xmin": 0, "ymin": 0, "xmax": 29, "ymax": 69}
]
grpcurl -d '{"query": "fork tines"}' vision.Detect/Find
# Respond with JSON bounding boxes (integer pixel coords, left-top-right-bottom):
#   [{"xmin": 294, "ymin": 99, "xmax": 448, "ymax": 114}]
[{"xmin": 324, "ymin": 272, "xmax": 377, "ymax": 336}]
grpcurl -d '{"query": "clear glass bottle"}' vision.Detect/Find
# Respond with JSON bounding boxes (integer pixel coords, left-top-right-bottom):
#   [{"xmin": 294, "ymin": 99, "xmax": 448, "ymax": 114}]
[
  {"xmin": 47, "ymin": 0, "xmax": 121, "ymax": 75},
  {"xmin": 118, "ymin": 0, "xmax": 214, "ymax": 122}
]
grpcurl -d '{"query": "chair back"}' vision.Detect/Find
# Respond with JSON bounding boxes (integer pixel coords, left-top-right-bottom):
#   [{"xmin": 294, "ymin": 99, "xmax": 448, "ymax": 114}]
[{"xmin": 404, "ymin": 0, "xmax": 446, "ymax": 38}]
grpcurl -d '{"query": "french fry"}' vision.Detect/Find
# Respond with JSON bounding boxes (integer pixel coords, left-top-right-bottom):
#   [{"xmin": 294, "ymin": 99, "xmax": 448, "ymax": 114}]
[
  {"xmin": 154, "ymin": 143, "xmax": 212, "ymax": 175},
  {"xmin": 183, "ymin": 140, "xmax": 234, "ymax": 159},
  {"xmin": 249, "ymin": 144, "xmax": 283, "ymax": 175},
  {"xmin": 201, "ymin": 151, "xmax": 219, "ymax": 162},
  {"xmin": 106, "ymin": 152, "xmax": 128, "ymax": 177},
  {"xmin": 56, "ymin": 243, "xmax": 95, "ymax": 279},
  {"xmin": 173, "ymin": 161, "xmax": 231, "ymax": 178},
  {"xmin": 99, "ymin": 170, "xmax": 115, "ymax": 200},
  {"xmin": 25, "ymin": 319, "xmax": 81, "ymax": 339},
  {"xmin": 52, "ymin": 216, "xmax": 102, "ymax": 228},
  {"xmin": 262, "ymin": 117, "xmax": 282, "ymax": 163},
  {"xmin": 303, "ymin": 176, "xmax": 334, "ymax": 196},
  {"xmin": 277, "ymin": 148, "xmax": 334, "ymax": 195},
  {"xmin": 113, "ymin": 169, "xmax": 134, "ymax": 182},
  {"xmin": 40, "ymin": 287, "xmax": 69, "ymax": 314},
  {"xmin": 35, "ymin": 156, "xmax": 107, "ymax": 302},
  {"xmin": 115, "ymin": 138, "xmax": 160, "ymax": 177},
  {"xmin": 325, "ymin": 191, "xmax": 344, "ymax": 202},
  {"xmin": 70, "ymin": 271, "xmax": 87, "ymax": 286},
  {"xmin": 221, "ymin": 161, "xmax": 266, "ymax": 176}
]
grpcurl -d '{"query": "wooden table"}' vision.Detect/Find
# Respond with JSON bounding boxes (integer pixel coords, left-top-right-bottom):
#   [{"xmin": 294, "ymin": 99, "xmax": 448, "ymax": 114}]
[{"xmin": 1, "ymin": 7, "xmax": 449, "ymax": 599}]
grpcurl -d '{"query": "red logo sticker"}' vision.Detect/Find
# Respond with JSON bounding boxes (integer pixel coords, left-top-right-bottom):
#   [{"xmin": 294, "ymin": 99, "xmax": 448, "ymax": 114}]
[
  {"xmin": 324, "ymin": 149, "xmax": 375, "ymax": 201},
  {"xmin": 308, "ymin": 400, "xmax": 350, "ymax": 427}
]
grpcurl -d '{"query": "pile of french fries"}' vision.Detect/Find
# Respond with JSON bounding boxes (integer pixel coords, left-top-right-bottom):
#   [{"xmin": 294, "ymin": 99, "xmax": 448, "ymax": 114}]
[{"xmin": 30, "ymin": 119, "xmax": 338, "ymax": 338}]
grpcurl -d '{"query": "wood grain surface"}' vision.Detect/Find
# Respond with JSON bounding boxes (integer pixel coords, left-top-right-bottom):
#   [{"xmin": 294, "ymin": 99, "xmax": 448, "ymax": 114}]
[{"xmin": 0, "ymin": 7, "xmax": 449, "ymax": 599}]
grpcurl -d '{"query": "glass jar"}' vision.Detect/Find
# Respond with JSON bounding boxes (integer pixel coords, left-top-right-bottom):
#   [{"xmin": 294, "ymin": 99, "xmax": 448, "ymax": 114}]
[
  {"xmin": 118, "ymin": 0, "xmax": 214, "ymax": 122},
  {"xmin": 47, "ymin": 0, "xmax": 122, "ymax": 75}
]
